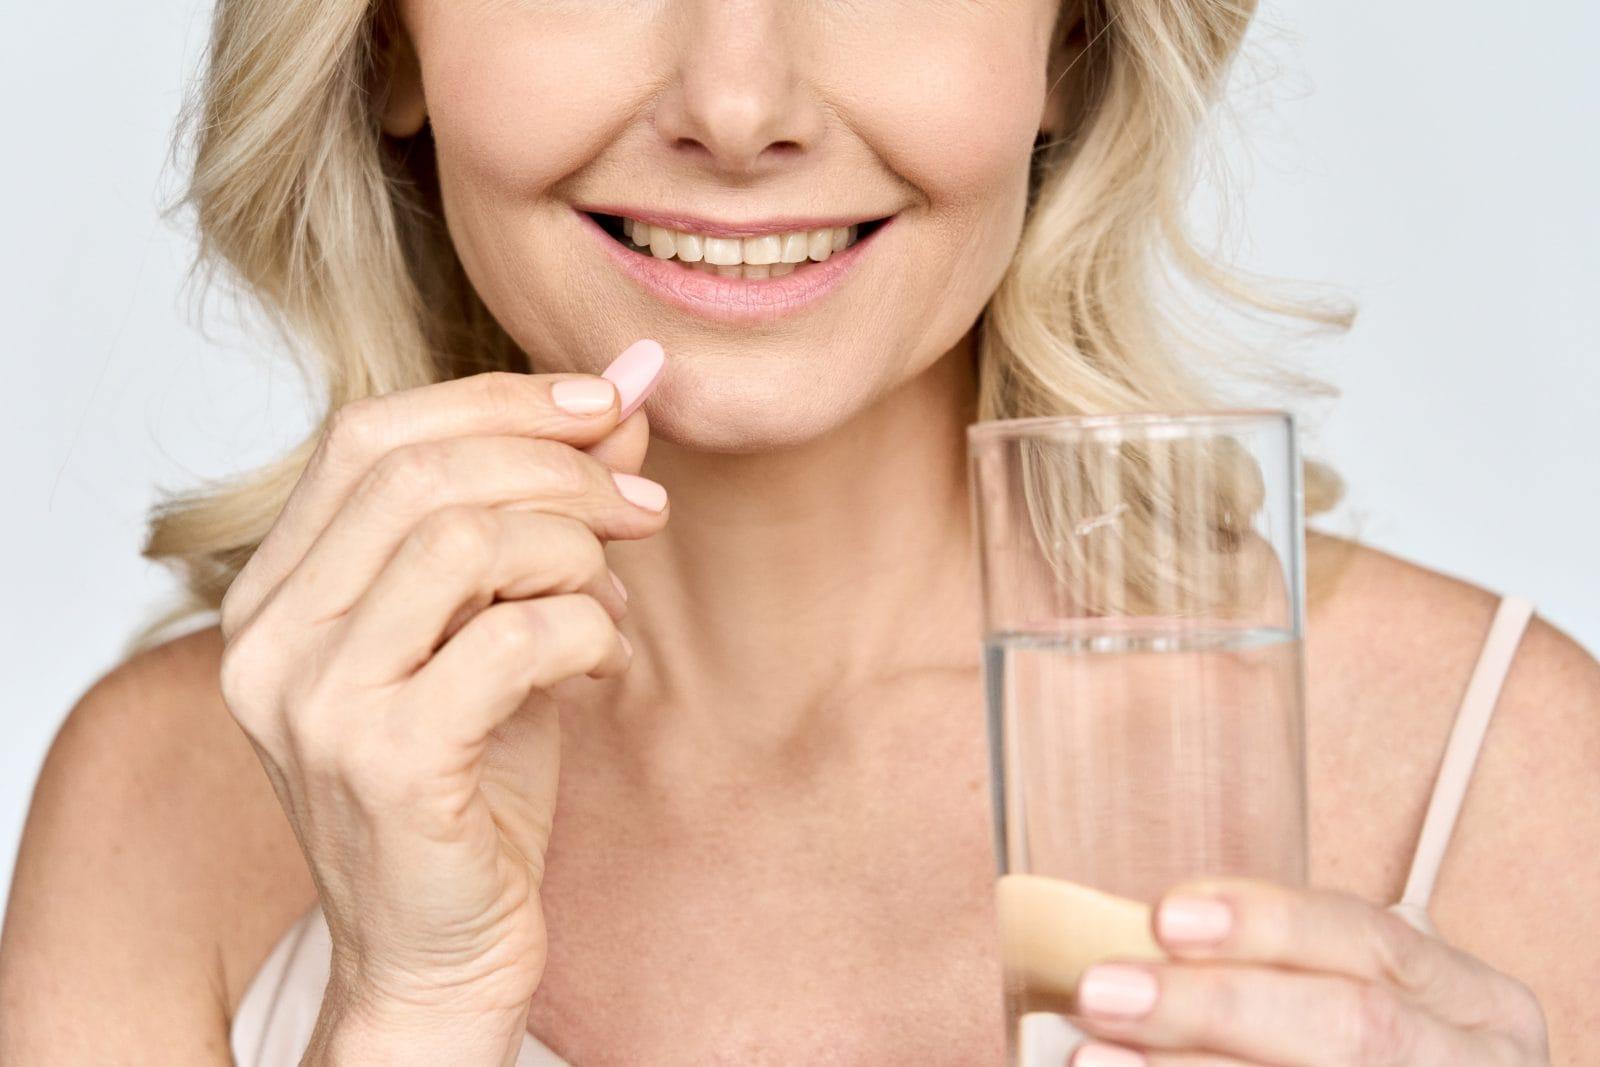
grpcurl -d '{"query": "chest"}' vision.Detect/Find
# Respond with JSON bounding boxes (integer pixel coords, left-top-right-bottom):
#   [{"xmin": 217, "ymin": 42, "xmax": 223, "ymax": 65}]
[
  {"xmin": 529, "ymin": 685, "xmax": 1005, "ymax": 1064},
  {"xmin": 531, "ymin": 840, "xmax": 1007, "ymax": 1064},
  {"xmin": 523, "ymin": 657, "xmax": 1432, "ymax": 1064}
]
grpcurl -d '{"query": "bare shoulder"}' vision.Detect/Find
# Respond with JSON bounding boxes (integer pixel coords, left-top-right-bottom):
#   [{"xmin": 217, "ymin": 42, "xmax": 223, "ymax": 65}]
[
  {"xmin": 0, "ymin": 624, "xmax": 314, "ymax": 1061},
  {"xmin": 1304, "ymin": 532, "xmax": 1600, "ymax": 1063}
]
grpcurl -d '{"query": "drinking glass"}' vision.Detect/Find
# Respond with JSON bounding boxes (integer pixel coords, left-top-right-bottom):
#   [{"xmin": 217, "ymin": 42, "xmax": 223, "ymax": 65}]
[{"xmin": 966, "ymin": 411, "xmax": 1308, "ymax": 1065}]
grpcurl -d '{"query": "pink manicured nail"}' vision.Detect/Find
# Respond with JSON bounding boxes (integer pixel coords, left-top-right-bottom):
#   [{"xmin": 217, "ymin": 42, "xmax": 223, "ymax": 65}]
[
  {"xmin": 1076, "ymin": 965, "xmax": 1158, "ymax": 1019},
  {"xmin": 612, "ymin": 472, "xmax": 667, "ymax": 512},
  {"xmin": 1073, "ymin": 1044, "xmax": 1147, "ymax": 1067},
  {"xmin": 550, "ymin": 378, "xmax": 617, "ymax": 415},
  {"xmin": 601, "ymin": 338, "xmax": 666, "ymax": 420},
  {"xmin": 1157, "ymin": 895, "xmax": 1232, "ymax": 945},
  {"xmin": 609, "ymin": 570, "xmax": 629, "ymax": 603}
]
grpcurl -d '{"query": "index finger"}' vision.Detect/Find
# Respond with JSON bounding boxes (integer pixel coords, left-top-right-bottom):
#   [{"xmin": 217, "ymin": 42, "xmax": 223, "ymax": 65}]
[{"xmin": 223, "ymin": 338, "xmax": 666, "ymax": 637}]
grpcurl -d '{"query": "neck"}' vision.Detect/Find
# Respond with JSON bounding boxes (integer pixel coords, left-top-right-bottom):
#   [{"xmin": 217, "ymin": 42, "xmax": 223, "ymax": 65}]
[{"xmin": 603, "ymin": 333, "xmax": 984, "ymax": 754}]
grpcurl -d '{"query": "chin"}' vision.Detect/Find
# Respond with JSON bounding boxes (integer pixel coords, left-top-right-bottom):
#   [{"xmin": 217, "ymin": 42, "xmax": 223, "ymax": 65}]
[{"xmin": 641, "ymin": 369, "xmax": 866, "ymax": 455}]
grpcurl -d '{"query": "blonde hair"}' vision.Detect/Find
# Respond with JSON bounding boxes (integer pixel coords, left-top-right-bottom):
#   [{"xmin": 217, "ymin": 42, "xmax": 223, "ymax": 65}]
[{"xmin": 128, "ymin": 0, "xmax": 1353, "ymax": 657}]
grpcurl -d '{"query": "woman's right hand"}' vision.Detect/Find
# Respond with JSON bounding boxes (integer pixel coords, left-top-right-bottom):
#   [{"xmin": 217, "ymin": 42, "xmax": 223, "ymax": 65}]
[{"xmin": 215, "ymin": 340, "xmax": 668, "ymax": 1065}]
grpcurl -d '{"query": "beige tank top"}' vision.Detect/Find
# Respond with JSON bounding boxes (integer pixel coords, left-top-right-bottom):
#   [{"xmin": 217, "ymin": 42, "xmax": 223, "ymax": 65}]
[{"xmin": 229, "ymin": 596, "xmax": 1536, "ymax": 1066}]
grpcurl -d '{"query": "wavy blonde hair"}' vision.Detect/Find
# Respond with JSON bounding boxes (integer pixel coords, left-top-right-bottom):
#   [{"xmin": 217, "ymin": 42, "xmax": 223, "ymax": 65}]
[{"xmin": 128, "ymin": 0, "xmax": 1353, "ymax": 656}]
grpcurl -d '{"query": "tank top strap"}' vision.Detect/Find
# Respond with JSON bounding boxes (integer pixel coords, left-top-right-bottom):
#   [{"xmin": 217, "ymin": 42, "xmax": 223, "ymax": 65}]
[{"xmin": 1389, "ymin": 595, "xmax": 1535, "ymax": 935}]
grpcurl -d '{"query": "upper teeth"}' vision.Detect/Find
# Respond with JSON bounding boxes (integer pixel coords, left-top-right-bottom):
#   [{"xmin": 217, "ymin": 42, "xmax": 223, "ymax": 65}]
[{"xmin": 623, "ymin": 217, "xmax": 858, "ymax": 266}]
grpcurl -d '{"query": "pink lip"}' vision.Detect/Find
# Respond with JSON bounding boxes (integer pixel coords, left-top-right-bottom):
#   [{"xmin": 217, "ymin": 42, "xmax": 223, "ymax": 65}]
[
  {"xmin": 576, "ymin": 208, "xmax": 895, "ymax": 326},
  {"xmin": 575, "ymin": 205, "xmax": 885, "ymax": 239}
]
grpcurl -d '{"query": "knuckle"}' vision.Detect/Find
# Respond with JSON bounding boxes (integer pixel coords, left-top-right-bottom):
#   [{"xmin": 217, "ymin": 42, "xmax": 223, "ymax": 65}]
[
  {"xmin": 560, "ymin": 590, "xmax": 612, "ymax": 634},
  {"xmin": 217, "ymin": 624, "xmax": 294, "ymax": 739},
  {"xmin": 564, "ymin": 521, "xmax": 609, "ymax": 577},
  {"xmin": 515, "ymin": 512, "xmax": 606, "ymax": 589},
  {"xmin": 1345, "ymin": 982, "xmax": 1416, "ymax": 1066},
  {"xmin": 1189, "ymin": 969, "xmax": 1244, "ymax": 1043},
  {"xmin": 472, "ymin": 371, "xmax": 531, "ymax": 422},
  {"xmin": 217, "ymin": 635, "xmax": 268, "ymax": 727},
  {"xmin": 322, "ymin": 396, "xmax": 386, "ymax": 465},
  {"xmin": 1372, "ymin": 908, "xmax": 1434, "ymax": 996},
  {"xmin": 362, "ymin": 442, "xmax": 444, "ymax": 505},
  {"xmin": 528, "ymin": 440, "xmax": 594, "ymax": 500},
  {"xmin": 475, "ymin": 595, "xmax": 615, "ymax": 685},
  {"xmin": 1257, "ymin": 885, "xmax": 1300, "ymax": 959},
  {"xmin": 516, "ymin": 595, "xmax": 613, "ymax": 680},
  {"xmin": 564, "ymin": 595, "xmax": 617, "ymax": 670},
  {"xmin": 481, "ymin": 601, "xmax": 548, "ymax": 659},
  {"xmin": 412, "ymin": 507, "xmax": 500, "ymax": 571}
]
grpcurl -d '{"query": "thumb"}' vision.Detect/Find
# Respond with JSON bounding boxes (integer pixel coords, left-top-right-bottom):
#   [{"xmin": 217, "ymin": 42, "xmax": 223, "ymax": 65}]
[{"xmin": 582, "ymin": 407, "xmax": 651, "ymax": 473}]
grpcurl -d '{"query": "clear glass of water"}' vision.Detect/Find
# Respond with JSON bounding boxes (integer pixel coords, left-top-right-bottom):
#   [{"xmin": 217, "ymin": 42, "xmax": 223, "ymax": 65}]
[{"xmin": 966, "ymin": 411, "xmax": 1309, "ymax": 1065}]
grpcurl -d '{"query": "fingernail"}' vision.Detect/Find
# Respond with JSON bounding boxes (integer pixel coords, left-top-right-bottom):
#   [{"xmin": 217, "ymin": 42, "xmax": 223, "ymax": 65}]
[
  {"xmin": 1076, "ymin": 965, "xmax": 1157, "ymax": 1019},
  {"xmin": 1157, "ymin": 894, "xmax": 1232, "ymax": 945},
  {"xmin": 612, "ymin": 472, "xmax": 667, "ymax": 512},
  {"xmin": 601, "ymin": 338, "xmax": 666, "ymax": 420},
  {"xmin": 609, "ymin": 570, "xmax": 629, "ymax": 603},
  {"xmin": 1073, "ymin": 1044, "xmax": 1147, "ymax": 1067},
  {"xmin": 618, "ymin": 632, "xmax": 633, "ymax": 658},
  {"xmin": 550, "ymin": 378, "xmax": 617, "ymax": 415}
]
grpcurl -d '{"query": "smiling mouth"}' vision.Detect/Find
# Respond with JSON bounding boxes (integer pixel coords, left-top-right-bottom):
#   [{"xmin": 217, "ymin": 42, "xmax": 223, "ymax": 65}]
[{"xmin": 584, "ymin": 211, "xmax": 893, "ymax": 281}]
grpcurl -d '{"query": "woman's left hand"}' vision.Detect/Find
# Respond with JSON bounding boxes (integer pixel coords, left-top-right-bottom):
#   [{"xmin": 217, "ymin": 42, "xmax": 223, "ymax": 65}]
[{"xmin": 1066, "ymin": 877, "xmax": 1552, "ymax": 1066}]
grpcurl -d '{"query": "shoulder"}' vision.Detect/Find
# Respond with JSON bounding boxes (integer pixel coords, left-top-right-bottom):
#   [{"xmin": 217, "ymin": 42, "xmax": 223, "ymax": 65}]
[
  {"xmin": 1303, "ymin": 532, "xmax": 1598, "ymax": 728},
  {"xmin": 1305, "ymin": 530, "xmax": 1597, "ymax": 718},
  {"xmin": 0, "ymin": 624, "xmax": 314, "ymax": 1060},
  {"xmin": 1305, "ymin": 533, "xmax": 1600, "ymax": 1062},
  {"xmin": 1302, "ymin": 535, "xmax": 1516, "ymax": 837}
]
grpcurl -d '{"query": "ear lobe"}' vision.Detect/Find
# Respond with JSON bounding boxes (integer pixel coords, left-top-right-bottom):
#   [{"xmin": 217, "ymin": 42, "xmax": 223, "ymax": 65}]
[{"xmin": 371, "ymin": 7, "xmax": 427, "ymax": 138}]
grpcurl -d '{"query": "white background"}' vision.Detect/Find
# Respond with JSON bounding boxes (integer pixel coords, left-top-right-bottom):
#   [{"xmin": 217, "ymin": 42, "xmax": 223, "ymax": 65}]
[{"xmin": 3, "ymin": 2, "xmax": 1596, "ymax": 910}]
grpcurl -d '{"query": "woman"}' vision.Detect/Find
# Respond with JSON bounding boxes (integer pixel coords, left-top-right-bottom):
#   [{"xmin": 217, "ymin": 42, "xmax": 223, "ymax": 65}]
[{"xmin": 2, "ymin": 0, "xmax": 1595, "ymax": 1063}]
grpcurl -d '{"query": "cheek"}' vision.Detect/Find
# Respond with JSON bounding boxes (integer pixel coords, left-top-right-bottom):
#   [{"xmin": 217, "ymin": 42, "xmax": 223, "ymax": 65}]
[
  {"xmin": 817, "ymin": 11, "xmax": 1046, "ymax": 345},
  {"xmin": 419, "ymin": 12, "xmax": 639, "ymax": 201},
  {"xmin": 831, "ymin": 14, "xmax": 1048, "ymax": 217}
]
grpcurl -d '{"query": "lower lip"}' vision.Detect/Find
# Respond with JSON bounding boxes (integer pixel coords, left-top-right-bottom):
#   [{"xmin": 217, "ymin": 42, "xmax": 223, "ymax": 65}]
[{"xmin": 576, "ymin": 209, "xmax": 895, "ymax": 325}]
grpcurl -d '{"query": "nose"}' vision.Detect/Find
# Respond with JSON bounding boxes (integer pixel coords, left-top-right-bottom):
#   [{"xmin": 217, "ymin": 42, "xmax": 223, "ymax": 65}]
[{"xmin": 651, "ymin": 0, "xmax": 827, "ymax": 176}]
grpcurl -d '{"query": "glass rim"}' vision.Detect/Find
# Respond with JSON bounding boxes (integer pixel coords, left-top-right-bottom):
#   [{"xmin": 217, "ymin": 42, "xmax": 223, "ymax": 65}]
[{"xmin": 966, "ymin": 408, "xmax": 1292, "ymax": 443}]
